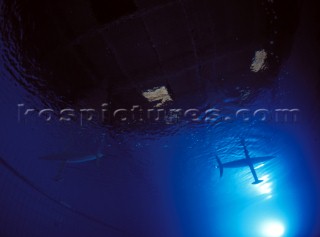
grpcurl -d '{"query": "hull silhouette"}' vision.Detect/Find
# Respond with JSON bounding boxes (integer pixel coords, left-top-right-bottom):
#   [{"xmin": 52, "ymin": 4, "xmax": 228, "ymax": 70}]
[
  {"xmin": 223, "ymin": 156, "xmax": 274, "ymax": 168},
  {"xmin": 215, "ymin": 139, "xmax": 274, "ymax": 184}
]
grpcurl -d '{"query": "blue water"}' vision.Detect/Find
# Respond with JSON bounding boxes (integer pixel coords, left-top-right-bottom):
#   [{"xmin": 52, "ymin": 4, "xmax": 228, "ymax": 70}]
[
  {"xmin": 1, "ymin": 2, "xmax": 320, "ymax": 237},
  {"xmin": 1, "ymin": 66, "xmax": 319, "ymax": 237}
]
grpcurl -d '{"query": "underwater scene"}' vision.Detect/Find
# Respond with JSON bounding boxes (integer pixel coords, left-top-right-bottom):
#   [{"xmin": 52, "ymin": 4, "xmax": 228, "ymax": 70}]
[{"xmin": 0, "ymin": 0, "xmax": 319, "ymax": 236}]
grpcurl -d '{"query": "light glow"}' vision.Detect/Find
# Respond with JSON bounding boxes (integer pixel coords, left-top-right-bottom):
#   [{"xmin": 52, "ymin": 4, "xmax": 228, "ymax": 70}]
[
  {"xmin": 256, "ymin": 163, "xmax": 265, "ymax": 169},
  {"xmin": 261, "ymin": 220, "xmax": 285, "ymax": 237},
  {"xmin": 258, "ymin": 182, "xmax": 272, "ymax": 194},
  {"xmin": 255, "ymin": 174, "xmax": 273, "ymax": 196}
]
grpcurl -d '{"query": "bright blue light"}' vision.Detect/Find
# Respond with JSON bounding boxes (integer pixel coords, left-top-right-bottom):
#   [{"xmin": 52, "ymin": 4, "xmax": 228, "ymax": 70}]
[
  {"xmin": 253, "ymin": 174, "xmax": 273, "ymax": 198},
  {"xmin": 261, "ymin": 220, "xmax": 285, "ymax": 237}
]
